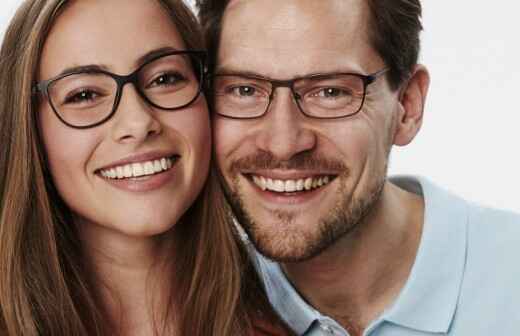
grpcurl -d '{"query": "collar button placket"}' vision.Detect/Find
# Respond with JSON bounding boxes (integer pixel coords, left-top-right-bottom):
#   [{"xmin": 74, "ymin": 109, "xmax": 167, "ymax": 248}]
[{"xmin": 319, "ymin": 324, "xmax": 335, "ymax": 335}]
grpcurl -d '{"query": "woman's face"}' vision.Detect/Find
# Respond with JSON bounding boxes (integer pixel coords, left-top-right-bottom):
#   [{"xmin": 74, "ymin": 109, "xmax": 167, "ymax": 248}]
[{"xmin": 38, "ymin": 0, "xmax": 210, "ymax": 239}]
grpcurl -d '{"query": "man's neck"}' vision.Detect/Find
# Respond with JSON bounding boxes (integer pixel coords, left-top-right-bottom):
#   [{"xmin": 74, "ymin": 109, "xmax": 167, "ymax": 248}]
[{"xmin": 282, "ymin": 181, "xmax": 424, "ymax": 335}]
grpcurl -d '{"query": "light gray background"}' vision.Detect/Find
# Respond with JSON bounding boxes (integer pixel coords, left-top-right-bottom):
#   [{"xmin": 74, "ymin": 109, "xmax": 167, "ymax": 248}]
[{"xmin": 1, "ymin": 1, "xmax": 518, "ymax": 212}]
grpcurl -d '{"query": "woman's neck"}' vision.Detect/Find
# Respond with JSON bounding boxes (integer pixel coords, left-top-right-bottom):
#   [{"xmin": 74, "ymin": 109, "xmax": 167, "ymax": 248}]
[{"xmin": 78, "ymin": 220, "xmax": 179, "ymax": 335}]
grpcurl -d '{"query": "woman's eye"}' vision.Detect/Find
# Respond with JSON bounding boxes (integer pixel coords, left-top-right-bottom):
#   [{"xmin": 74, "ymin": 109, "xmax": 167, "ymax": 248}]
[
  {"xmin": 149, "ymin": 72, "xmax": 185, "ymax": 87},
  {"xmin": 64, "ymin": 90, "xmax": 99, "ymax": 104}
]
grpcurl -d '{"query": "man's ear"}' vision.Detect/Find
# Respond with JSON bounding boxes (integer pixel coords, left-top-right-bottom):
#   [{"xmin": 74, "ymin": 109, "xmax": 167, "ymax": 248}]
[{"xmin": 393, "ymin": 65, "xmax": 430, "ymax": 146}]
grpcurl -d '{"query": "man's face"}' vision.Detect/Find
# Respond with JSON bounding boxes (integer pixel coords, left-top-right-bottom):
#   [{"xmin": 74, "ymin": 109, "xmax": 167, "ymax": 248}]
[{"xmin": 214, "ymin": 0, "xmax": 405, "ymax": 262}]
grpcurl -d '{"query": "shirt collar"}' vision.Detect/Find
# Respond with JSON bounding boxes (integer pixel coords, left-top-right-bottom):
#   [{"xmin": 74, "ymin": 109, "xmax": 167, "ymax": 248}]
[
  {"xmin": 248, "ymin": 245, "xmax": 320, "ymax": 335},
  {"xmin": 382, "ymin": 175, "xmax": 468, "ymax": 333}
]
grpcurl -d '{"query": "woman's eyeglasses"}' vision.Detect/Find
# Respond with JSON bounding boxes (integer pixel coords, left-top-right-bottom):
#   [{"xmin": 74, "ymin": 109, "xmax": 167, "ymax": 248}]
[{"xmin": 33, "ymin": 50, "xmax": 206, "ymax": 129}]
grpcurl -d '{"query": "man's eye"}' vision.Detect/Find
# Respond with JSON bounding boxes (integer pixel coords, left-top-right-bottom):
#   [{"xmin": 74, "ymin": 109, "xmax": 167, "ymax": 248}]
[
  {"xmin": 149, "ymin": 72, "xmax": 185, "ymax": 87},
  {"xmin": 64, "ymin": 90, "xmax": 99, "ymax": 104},
  {"xmin": 230, "ymin": 85, "xmax": 257, "ymax": 97},
  {"xmin": 315, "ymin": 87, "xmax": 351, "ymax": 98}
]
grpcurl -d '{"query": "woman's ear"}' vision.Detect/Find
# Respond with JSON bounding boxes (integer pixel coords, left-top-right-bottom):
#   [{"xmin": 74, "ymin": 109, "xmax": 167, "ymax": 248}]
[{"xmin": 393, "ymin": 65, "xmax": 430, "ymax": 146}]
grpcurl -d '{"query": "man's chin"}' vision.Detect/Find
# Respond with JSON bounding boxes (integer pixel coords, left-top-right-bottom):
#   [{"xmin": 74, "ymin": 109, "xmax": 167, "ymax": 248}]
[
  {"xmin": 241, "ymin": 216, "xmax": 335, "ymax": 263},
  {"xmin": 239, "ymin": 189, "xmax": 381, "ymax": 263},
  {"xmin": 253, "ymin": 238, "xmax": 329, "ymax": 263}
]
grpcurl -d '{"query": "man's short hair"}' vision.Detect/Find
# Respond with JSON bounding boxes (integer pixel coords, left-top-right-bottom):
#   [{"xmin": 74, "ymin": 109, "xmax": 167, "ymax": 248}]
[{"xmin": 196, "ymin": 0, "xmax": 423, "ymax": 90}]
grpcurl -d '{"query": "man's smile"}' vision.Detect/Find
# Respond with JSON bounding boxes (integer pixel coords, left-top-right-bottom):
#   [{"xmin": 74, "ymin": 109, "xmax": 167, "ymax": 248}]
[{"xmin": 248, "ymin": 174, "xmax": 335, "ymax": 193}]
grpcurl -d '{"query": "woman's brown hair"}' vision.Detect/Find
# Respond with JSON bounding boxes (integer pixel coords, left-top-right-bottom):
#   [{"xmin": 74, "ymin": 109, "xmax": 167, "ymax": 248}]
[{"xmin": 0, "ymin": 0, "xmax": 257, "ymax": 334}]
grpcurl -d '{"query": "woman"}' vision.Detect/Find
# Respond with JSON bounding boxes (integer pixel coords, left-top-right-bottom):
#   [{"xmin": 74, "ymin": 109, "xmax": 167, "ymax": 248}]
[{"xmin": 0, "ymin": 0, "xmax": 287, "ymax": 335}]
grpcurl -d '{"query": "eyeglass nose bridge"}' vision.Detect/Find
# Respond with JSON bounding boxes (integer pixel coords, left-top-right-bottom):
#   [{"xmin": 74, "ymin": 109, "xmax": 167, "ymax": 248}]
[
  {"xmin": 265, "ymin": 78, "xmax": 305, "ymax": 117},
  {"xmin": 110, "ymin": 71, "xmax": 152, "ymax": 119}
]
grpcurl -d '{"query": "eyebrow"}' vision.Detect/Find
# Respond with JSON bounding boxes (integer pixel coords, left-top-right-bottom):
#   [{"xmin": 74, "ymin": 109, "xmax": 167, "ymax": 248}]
[
  {"xmin": 214, "ymin": 66, "xmax": 265, "ymax": 78},
  {"xmin": 57, "ymin": 64, "xmax": 109, "ymax": 77},
  {"xmin": 214, "ymin": 65, "xmax": 366, "ymax": 80},
  {"xmin": 56, "ymin": 46, "xmax": 181, "ymax": 77},
  {"xmin": 135, "ymin": 46, "xmax": 180, "ymax": 67}
]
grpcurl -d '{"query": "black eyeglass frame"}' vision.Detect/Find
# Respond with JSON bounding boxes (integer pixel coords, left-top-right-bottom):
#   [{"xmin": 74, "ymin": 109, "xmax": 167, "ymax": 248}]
[
  {"xmin": 209, "ymin": 68, "xmax": 389, "ymax": 120},
  {"xmin": 33, "ymin": 50, "xmax": 207, "ymax": 129}
]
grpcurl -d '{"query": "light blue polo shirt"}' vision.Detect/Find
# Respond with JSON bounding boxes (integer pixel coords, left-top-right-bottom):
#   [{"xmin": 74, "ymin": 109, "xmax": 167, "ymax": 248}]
[{"xmin": 248, "ymin": 176, "xmax": 520, "ymax": 335}]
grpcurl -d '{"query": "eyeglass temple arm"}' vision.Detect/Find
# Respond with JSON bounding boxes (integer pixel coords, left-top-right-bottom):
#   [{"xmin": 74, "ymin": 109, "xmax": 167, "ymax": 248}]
[{"xmin": 366, "ymin": 68, "xmax": 390, "ymax": 85}]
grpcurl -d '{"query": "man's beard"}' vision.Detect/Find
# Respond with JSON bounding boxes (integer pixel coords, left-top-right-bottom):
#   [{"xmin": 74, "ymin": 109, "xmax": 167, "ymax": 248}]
[{"xmin": 220, "ymin": 151, "xmax": 387, "ymax": 262}]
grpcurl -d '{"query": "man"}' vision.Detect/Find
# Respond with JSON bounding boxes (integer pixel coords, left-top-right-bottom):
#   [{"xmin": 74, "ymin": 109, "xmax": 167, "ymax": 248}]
[{"xmin": 198, "ymin": 0, "xmax": 520, "ymax": 335}]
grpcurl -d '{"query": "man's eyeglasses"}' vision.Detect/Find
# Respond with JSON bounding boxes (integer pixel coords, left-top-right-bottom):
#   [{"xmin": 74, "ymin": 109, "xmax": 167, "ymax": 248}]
[
  {"xmin": 33, "ymin": 50, "xmax": 206, "ymax": 129},
  {"xmin": 209, "ymin": 69, "xmax": 388, "ymax": 120}
]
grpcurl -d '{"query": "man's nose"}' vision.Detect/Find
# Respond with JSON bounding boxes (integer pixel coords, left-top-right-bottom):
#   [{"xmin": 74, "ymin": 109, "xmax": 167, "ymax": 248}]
[
  {"xmin": 110, "ymin": 85, "xmax": 162, "ymax": 144},
  {"xmin": 255, "ymin": 88, "xmax": 317, "ymax": 161}
]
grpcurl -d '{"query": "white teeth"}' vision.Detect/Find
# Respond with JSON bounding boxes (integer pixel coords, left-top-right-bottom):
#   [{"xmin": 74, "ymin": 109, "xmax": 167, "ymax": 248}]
[
  {"xmin": 154, "ymin": 160, "xmax": 162, "ymax": 172},
  {"xmin": 260, "ymin": 176, "xmax": 267, "ymax": 190},
  {"xmin": 296, "ymin": 179, "xmax": 304, "ymax": 191},
  {"xmin": 304, "ymin": 177, "xmax": 313, "ymax": 190},
  {"xmin": 252, "ymin": 175, "xmax": 333, "ymax": 193},
  {"xmin": 273, "ymin": 180, "xmax": 285, "ymax": 192},
  {"xmin": 116, "ymin": 166, "xmax": 124, "ymax": 179},
  {"xmin": 100, "ymin": 156, "xmax": 176, "ymax": 180},
  {"xmin": 312, "ymin": 179, "xmax": 318, "ymax": 188},
  {"xmin": 123, "ymin": 165, "xmax": 133, "ymax": 178},
  {"xmin": 143, "ymin": 161, "xmax": 154, "ymax": 175},
  {"xmin": 253, "ymin": 175, "xmax": 268, "ymax": 191},
  {"xmin": 285, "ymin": 180, "xmax": 296, "ymax": 192},
  {"xmin": 266, "ymin": 178, "xmax": 274, "ymax": 190},
  {"xmin": 132, "ymin": 163, "xmax": 144, "ymax": 177}
]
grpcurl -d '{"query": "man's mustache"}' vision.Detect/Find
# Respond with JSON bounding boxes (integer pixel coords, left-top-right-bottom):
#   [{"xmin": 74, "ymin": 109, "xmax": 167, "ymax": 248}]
[{"xmin": 229, "ymin": 151, "xmax": 349, "ymax": 173}]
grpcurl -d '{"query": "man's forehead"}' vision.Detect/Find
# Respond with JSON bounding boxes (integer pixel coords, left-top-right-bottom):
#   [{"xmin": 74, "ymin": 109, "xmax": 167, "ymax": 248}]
[
  {"xmin": 216, "ymin": 45, "xmax": 367, "ymax": 79},
  {"xmin": 220, "ymin": 0, "xmax": 371, "ymax": 55},
  {"xmin": 218, "ymin": 0, "xmax": 380, "ymax": 77}
]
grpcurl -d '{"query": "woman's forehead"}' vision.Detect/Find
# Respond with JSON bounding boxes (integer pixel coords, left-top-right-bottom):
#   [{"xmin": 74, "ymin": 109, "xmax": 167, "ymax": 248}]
[{"xmin": 38, "ymin": 0, "xmax": 186, "ymax": 79}]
